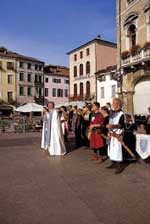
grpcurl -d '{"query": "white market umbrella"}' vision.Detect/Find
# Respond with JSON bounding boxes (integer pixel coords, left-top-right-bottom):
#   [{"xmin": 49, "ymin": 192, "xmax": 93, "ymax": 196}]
[{"xmin": 15, "ymin": 103, "xmax": 43, "ymax": 113}]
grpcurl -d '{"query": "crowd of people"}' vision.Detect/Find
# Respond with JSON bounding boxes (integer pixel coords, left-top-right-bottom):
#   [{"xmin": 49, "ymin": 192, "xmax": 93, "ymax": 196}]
[{"xmin": 41, "ymin": 99, "xmax": 150, "ymax": 174}]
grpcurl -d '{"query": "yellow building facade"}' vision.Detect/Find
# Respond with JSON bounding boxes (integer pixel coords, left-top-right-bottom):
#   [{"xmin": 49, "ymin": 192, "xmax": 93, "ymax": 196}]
[{"xmin": 0, "ymin": 49, "xmax": 16, "ymax": 103}]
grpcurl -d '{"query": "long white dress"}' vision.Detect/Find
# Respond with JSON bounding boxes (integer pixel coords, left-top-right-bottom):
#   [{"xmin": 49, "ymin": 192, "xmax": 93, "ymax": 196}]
[
  {"xmin": 48, "ymin": 109, "xmax": 66, "ymax": 156},
  {"xmin": 108, "ymin": 111, "xmax": 124, "ymax": 162},
  {"xmin": 41, "ymin": 112, "xmax": 50, "ymax": 150}
]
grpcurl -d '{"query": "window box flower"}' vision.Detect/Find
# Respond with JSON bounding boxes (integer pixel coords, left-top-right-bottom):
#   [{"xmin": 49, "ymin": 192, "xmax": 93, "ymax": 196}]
[
  {"xmin": 143, "ymin": 41, "xmax": 150, "ymax": 51},
  {"xmin": 130, "ymin": 44, "xmax": 141, "ymax": 56},
  {"xmin": 121, "ymin": 51, "xmax": 130, "ymax": 59}
]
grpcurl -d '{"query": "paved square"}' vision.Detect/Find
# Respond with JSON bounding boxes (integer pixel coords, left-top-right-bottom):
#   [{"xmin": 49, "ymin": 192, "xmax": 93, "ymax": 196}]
[{"xmin": 0, "ymin": 133, "xmax": 150, "ymax": 224}]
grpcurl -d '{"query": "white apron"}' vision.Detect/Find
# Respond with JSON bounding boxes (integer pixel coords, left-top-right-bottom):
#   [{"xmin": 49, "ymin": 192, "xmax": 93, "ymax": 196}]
[{"xmin": 108, "ymin": 111, "xmax": 124, "ymax": 162}]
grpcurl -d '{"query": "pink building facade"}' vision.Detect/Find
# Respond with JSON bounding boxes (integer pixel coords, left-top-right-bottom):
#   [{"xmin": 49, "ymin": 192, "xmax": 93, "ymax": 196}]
[
  {"xmin": 67, "ymin": 37, "xmax": 117, "ymax": 101},
  {"xmin": 44, "ymin": 65, "xmax": 69, "ymax": 106}
]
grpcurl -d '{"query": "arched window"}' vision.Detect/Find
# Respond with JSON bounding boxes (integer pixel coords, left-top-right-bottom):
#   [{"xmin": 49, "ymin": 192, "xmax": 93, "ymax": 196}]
[
  {"xmin": 80, "ymin": 82, "xmax": 83, "ymax": 96},
  {"xmin": 128, "ymin": 24, "xmax": 136, "ymax": 48},
  {"xmin": 86, "ymin": 61, "xmax": 90, "ymax": 74},
  {"xmin": 74, "ymin": 84, "xmax": 77, "ymax": 97},
  {"xmin": 74, "ymin": 66, "xmax": 77, "ymax": 77},
  {"xmin": 79, "ymin": 64, "xmax": 83, "ymax": 76},
  {"xmin": 86, "ymin": 81, "xmax": 90, "ymax": 97}
]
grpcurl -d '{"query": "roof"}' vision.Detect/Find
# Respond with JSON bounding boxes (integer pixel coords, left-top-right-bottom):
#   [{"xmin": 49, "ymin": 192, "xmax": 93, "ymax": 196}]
[
  {"xmin": 44, "ymin": 64, "xmax": 69, "ymax": 77},
  {"xmin": 0, "ymin": 47, "xmax": 44, "ymax": 64},
  {"xmin": 45, "ymin": 64, "xmax": 69, "ymax": 69},
  {"xmin": 95, "ymin": 65, "xmax": 117, "ymax": 75},
  {"xmin": 67, "ymin": 38, "xmax": 117, "ymax": 55}
]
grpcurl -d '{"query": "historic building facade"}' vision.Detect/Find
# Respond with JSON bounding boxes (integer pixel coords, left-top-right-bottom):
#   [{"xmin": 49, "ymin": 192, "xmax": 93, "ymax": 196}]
[
  {"xmin": 117, "ymin": 0, "xmax": 150, "ymax": 114},
  {"xmin": 67, "ymin": 37, "xmax": 117, "ymax": 101},
  {"xmin": 16, "ymin": 57, "xmax": 44, "ymax": 105},
  {"xmin": 44, "ymin": 65, "xmax": 69, "ymax": 105},
  {"xmin": 0, "ymin": 47, "xmax": 16, "ymax": 103},
  {"xmin": 0, "ymin": 47, "xmax": 44, "ymax": 105},
  {"xmin": 96, "ymin": 65, "xmax": 118, "ymax": 106}
]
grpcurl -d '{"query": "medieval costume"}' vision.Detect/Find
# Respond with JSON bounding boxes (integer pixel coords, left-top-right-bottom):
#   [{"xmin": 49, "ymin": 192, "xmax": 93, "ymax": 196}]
[
  {"xmin": 41, "ymin": 111, "xmax": 50, "ymax": 150},
  {"xmin": 122, "ymin": 114, "xmax": 137, "ymax": 160},
  {"xmin": 47, "ymin": 109, "xmax": 66, "ymax": 156},
  {"xmin": 108, "ymin": 110, "xmax": 125, "ymax": 162},
  {"xmin": 90, "ymin": 111, "xmax": 104, "ymax": 161}
]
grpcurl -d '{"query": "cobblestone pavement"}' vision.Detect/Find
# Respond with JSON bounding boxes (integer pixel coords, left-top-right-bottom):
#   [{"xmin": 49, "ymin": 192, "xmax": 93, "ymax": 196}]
[{"xmin": 0, "ymin": 133, "xmax": 150, "ymax": 224}]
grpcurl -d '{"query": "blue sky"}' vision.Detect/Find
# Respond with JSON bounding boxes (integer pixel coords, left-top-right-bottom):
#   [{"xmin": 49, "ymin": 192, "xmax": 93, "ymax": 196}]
[{"xmin": 0, "ymin": 0, "xmax": 116, "ymax": 66}]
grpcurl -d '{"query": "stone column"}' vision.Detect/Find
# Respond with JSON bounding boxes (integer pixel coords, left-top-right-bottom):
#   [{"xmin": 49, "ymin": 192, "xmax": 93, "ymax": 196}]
[{"xmin": 126, "ymin": 91, "xmax": 134, "ymax": 114}]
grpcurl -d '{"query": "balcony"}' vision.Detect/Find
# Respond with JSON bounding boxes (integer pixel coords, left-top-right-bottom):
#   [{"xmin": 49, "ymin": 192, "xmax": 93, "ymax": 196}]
[
  {"xmin": 34, "ymin": 80, "xmax": 44, "ymax": 87},
  {"xmin": 69, "ymin": 94, "xmax": 95, "ymax": 101},
  {"xmin": 121, "ymin": 48, "xmax": 150, "ymax": 68}
]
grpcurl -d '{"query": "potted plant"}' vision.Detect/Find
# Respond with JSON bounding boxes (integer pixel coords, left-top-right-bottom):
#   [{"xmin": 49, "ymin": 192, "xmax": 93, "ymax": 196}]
[
  {"xmin": 130, "ymin": 44, "xmax": 141, "ymax": 56},
  {"xmin": 143, "ymin": 41, "xmax": 150, "ymax": 51},
  {"xmin": 121, "ymin": 50, "xmax": 130, "ymax": 59}
]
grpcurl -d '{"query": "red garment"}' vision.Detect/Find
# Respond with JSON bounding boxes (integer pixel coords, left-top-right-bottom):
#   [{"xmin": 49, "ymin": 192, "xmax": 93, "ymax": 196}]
[{"xmin": 90, "ymin": 112, "xmax": 104, "ymax": 149}]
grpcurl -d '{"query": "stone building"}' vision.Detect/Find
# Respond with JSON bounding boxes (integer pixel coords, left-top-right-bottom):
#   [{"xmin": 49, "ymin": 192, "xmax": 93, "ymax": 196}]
[
  {"xmin": 44, "ymin": 65, "xmax": 69, "ymax": 106},
  {"xmin": 67, "ymin": 37, "xmax": 117, "ymax": 101},
  {"xmin": 117, "ymin": 0, "xmax": 150, "ymax": 114}
]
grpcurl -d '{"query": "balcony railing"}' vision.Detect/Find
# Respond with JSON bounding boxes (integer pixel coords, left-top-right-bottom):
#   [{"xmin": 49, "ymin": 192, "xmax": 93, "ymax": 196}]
[
  {"xmin": 69, "ymin": 94, "xmax": 95, "ymax": 101},
  {"xmin": 121, "ymin": 48, "xmax": 150, "ymax": 67}
]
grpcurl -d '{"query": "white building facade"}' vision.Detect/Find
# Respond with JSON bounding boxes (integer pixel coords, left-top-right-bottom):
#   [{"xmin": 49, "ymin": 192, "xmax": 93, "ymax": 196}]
[
  {"xmin": 16, "ymin": 58, "xmax": 44, "ymax": 105},
  {"xmin": 96, "ymin": 66, "xmax": 118, "ymax": 106}
]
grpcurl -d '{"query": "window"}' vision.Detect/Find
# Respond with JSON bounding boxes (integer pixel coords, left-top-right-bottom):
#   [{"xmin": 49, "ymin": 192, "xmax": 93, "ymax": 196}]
[
  {"xmin": 27, "ymin": 87, "xmax": 32, "ymax": 96},
  {"xmin": 27, "ymin": 74, "xmax": 32, "ymax": 82},
  {"xmin": 128, "ymin": 24, "xmax": 136, "ymax": 48},
  {"xmin": 0, "ymin": 61, "xmax": 2, "ymax": 69},
  {"xmin": 19, "ymin": 73, "xmax": 24, "ymax": 81},
  {"xmin": 45, "ymin": 88, "xmax": 49, "ymax": 97},
  {"xmin": 39, "ymin": 76, "xmax": 42, "ymax": 83},
  {"xmin": 86, "ymin": 81, "xmax": 90, "ymax": 97},
  {"xmin": 86, "ymin": 61, "xmax": 90, "ymax": 74},
  {"xmin": 7, "ymin": 62, "xmax": 14, "ymax": 70},
  {"xmin": 45, "ymin": 77, "xmax": 48, "ymax": 83},
  {"xmin": 112, "ymin": 85, "xmax": 116, "ymax": 97},
  {"xmin": 35, "ymin": 64, "xmax": 38, "ymax": 70},
  {"xmin": 39, "ymin": 88, "xmax": 42, "ymax": 97},
  {"xmin": 100, "ymin": 87, "xmax": 104, "ymax": 98},
  {"xmin": 35, "ymin": 74, "xmax": 38, "ymax": 82},
  {"xmin": 19, "ymin": 87, "xmax": 24, "ymax": 96},
  {"xmin": 74, "ymin": 54, "xmax": 77, "ymax": 61},
  {"xmin": 28, "ymin": 63, "xmax": 31, "ymax": 69},
  {"xmin": 64, "ymin": 79, "xmax": 69, "ymax": 84},
  {"xmin": 127, "ymin": 0, "xmax": 136, "ymax": 4},
  {"xmin": 57, "ymin": 89, "xmax": 63, "ymax": 97},
  {"xmin": 65, "ymin": 89, "xmax": 68, "ymax": 97},
  {"xmin": 52, "ymin": 78, "xmax": 61, "ymax": 83},
  {"xmin": 79, "ymin": 64, "xmax": 83, "ymax": 76},
  {"xmin": 80, "ymin": 51, "xmax": 83, "ymax": 59},
  {"xmin": 7, "ymin": 91, "xmax": 13, "ymax": 101},
  {"xmin": 8, "ymin": 75, "xmax": 13, "ymax": 84},
  {"xmin": 19, "ymin": 62, "xmax": 24, "ymax": 68},
  {"xmin": 74, "ymin": 66, "xmax": 77, "ymax": 77},
  {"xmin": 39, "ymin": 65, "xmax": 42, "ymax": 71},
  {"xmin": 74, "ymin": 84, "xmax": 77, "ymax": 96},
  {"xmin": 52, "ymin": 88, "xmax": 56, "ymax": 97},
  {"xmin": 86, "ymin": 48, "xmax": 90, "ymax": 56},
  {"xmin": 80, "ymin": 82, "xmax": 83, "ymax": 96}
]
